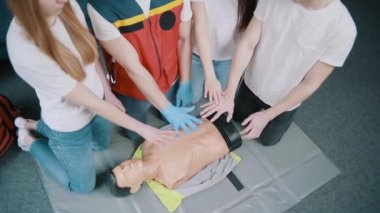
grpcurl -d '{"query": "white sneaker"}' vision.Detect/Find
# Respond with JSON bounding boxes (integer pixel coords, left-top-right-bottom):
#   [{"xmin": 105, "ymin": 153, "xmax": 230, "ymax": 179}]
[
  {"xmin": 15, "ymin": 117, "xmax": 27, "ymax": 129},
  {"xmin": 17, "ymin": 129, "xmax": 31, "ymax": 152}
]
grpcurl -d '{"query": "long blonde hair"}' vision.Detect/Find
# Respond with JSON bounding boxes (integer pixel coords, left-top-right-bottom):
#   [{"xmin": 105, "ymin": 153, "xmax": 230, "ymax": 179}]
[{"xmin": 7, "ymin": 0, "xmax": 98, "ymax": 81}]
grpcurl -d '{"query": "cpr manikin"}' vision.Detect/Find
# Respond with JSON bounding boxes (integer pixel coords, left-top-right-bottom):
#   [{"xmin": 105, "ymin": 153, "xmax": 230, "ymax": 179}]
[{"xmin": 107, "ymin": 115, "xmax": 242, "ymax": 196}]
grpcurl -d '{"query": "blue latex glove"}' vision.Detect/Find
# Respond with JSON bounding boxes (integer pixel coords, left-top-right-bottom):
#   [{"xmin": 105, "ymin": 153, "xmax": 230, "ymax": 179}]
[
  {"xmin": 161, "ymin": 103, "xmax": 203, "ymax": 134},
  {"xmin": 176, "ymin": 82, "xmax": 193, "ymax": 107}
]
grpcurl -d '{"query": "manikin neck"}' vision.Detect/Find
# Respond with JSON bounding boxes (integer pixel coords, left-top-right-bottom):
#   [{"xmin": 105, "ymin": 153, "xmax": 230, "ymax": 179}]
[
  {"xmin": 293, "ymin": 0, "xmax": 334, "ymax": 10},
  {"xmin": 141, "ymin": 156, "xmax": 159, "ymax": 181}
]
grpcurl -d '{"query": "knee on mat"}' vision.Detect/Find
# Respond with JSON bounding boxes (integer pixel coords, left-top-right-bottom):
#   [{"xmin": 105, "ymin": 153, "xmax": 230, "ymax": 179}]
[
  {"xmin": 69, "ymin": 178, "xmax": 96, "ymax": 194},
  {"xmin": 232, "ymin": 110, "xmax": 246, "ymax": 123},
  {"xmin": 191, "ymin": 92, "xmax": 203, "ymax": 105},
  {"xmin": 92, "ymin": 141, "xmax": 110, "ymax": 151},
  {"xmin": 259, "ymin": 135, "xmax": 282, "ymax": 147}
]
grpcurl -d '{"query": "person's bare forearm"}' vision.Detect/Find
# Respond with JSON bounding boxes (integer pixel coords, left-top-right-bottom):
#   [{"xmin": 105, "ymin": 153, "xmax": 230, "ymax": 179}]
[
  {"xmin": 265, "ymin": 81, "xmax": 319, "ymax": 120},
  {"xmin": 126, "ymin": 61, "xmax": 170, "ymax": 110},
  {"xmin": 264, "ymin": 61, "xmax": 335, "ymax": 120},
  {"xmin": 178, "ymin": 21, "xmax": 192, "ymax": 82},
  {"xmin": 65, "ymin": 83, "xmax": 148, "ymax": 135},
  {"xmin": 100, "ymin": 37, "xmax": 170, "ymax": 110},
  {"xmin": 225, "ymin": 17, "xmax": 262, "ymax": 96},
  {"xmin": 225, "ymin": 42, "xmax": 255, "ymax": 95},
  {"xmin": 192, "ymin": 2, "xmax": 215, "ymax": 78}
]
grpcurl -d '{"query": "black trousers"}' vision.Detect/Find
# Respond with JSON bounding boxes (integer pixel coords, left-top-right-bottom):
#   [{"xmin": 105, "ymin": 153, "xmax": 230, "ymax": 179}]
[{"xmin": 233, "ymin": 81, "xmax": 297, "ymax": 146}]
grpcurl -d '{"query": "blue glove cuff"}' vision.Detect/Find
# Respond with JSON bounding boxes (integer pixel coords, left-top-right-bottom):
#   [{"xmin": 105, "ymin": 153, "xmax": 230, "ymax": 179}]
[
  {"xmin": 179, "ymin": 81, "xmax": 190, "ymax": 86},
  {"xmin": 161, "ymin": 103, "xmax": 175, "ymax": 117}
]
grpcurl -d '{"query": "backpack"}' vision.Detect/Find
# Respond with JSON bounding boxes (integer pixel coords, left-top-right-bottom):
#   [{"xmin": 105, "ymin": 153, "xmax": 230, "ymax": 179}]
[{"xmin": 0, "ymin": 95, "xmax": 21, "ymax": 156}]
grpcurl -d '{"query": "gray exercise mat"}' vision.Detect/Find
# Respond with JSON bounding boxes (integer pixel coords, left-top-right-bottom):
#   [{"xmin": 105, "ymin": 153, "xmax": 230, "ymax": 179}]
[{"xmin": 37, "ymin": 120, "xmax": 339, "ymax": 213}]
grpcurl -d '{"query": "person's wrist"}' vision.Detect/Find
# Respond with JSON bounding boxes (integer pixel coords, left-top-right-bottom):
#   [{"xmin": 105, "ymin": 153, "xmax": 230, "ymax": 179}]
[
  {"xmin": 157, "ymin": 99, "xmax": 171, "ymax": 112},
  {"xmin": 134, "ymin": 123, "xmax": 143, "ymax": 136},
  {"xmin": 179, "ymin": 81, "xmax": 190, "ymax": 87},
  {"xmin": 224, "ymin": 88, "xmax": 235, "ymax": 99},
  {"xmin": 205, "ymin": 72, "xmax": 216, "ymax": 81},
  {"xmin": 135, "ymin": 123, "xmax": 148, "ymax": 137},
  {"xmin": 104, "ymin": 88, "xmax": 113, "ymax": 96},
  {"xmin": 262, "ymin": 108, "xmax": 276, "ymax": 121},
  {"xmin": 203, "ymin": 64, "xmax": 215, "ymax": 78},
  {"xmin": 161, "ymin": 103, "xmax": 174, "ymax": 116},
  {"xmin": 178, "ymin": 82, "xmax": 192, "ymax": 98}
]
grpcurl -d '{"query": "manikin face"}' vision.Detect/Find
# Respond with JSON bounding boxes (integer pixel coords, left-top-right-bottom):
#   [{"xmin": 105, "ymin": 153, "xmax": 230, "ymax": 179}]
[
  {"xmin": 38, "ymin": 0, "xmax": 68, "ymax": 18},
  {"xmin": 112, "ymin": 159, "xmax": 145, "ymax": 193}
]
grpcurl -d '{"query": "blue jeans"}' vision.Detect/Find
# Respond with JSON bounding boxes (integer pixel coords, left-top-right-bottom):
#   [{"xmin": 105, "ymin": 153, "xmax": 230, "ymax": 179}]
[
  {"xmin": 190, "ymin": 53, "xmax": 232, "ymax": 104},
  {"xmin": 117, "ymin": 81, "xmax": 178, "ymax": 141},
  {"xmin": 29, "ymin": 115, "xmax": 111, "ymax": 194}
]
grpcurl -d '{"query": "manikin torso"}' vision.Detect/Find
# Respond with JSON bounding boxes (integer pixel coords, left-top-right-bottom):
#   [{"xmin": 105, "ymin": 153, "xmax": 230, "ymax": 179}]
[
  {"xmin": 143, "ymin": 120, "xmax": 229, "ymax": 189},
  {"xmin": 111, "ymin": 119, "xmax": 229, "ymax": 190}
]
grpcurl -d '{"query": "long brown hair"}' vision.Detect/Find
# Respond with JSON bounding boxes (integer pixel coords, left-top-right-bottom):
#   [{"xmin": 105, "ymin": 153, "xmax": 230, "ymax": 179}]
[
  {"xmin": 7, "ymin": 0, "xmax": 98, "ymax": 81},
  {"xmin": 237, "ymin": 0, "xmax": 258, "ymax": 31}
]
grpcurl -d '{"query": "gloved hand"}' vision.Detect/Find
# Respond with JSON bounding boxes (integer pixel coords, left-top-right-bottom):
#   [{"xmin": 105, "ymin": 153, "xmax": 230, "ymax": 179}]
[
  {"xmin": 161, "ymin": 103, "xmax": 203, "ymax": 134},
  {"xmin": 176, "ymin": 82, "xmax": 193, "ymax": 107}
]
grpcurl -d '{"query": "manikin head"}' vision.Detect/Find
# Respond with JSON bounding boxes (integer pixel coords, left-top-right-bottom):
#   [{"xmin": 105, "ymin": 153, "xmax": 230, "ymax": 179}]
[{"xmin": 112, "ymin": 159, "xmax": 145, "ymax": 194}]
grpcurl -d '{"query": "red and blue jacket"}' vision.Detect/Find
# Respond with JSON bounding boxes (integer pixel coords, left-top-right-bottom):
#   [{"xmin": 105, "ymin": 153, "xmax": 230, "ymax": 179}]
[{"xmin": 89, "ymin": 0, "xmax": 183, "ymax": 100}]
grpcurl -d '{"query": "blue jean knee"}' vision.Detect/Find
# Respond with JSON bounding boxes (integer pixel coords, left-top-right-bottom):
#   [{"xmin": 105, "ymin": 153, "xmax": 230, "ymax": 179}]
[
  {"xmin": 91, "ymin": 115, "xmax": 112, "ymax": 151},
  {"xmin": 117, "ymin": 94, "xmax": 152, "ymax": 141},
  {"xmin": 190, "ymin": 54, "xmax": 205, "ymax": 104},
  {"xmin": 32, "ymin": 117, "xmax": 110, "ymax": 193},
  {"xmin": 213, "ymin": 59, "xmax": 231, "ymax": 89},
  {"xmin": 190, "ymin": 54, "xmax": 232, "ymax": 104}
]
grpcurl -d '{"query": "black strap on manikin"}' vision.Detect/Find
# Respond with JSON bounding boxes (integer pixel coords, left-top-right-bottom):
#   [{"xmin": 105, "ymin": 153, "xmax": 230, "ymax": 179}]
[
  {"xmin": 207, "ymin": 113, "xmax": 242, "ymax": 152},
  {"xmin": 206, "ymin": 113, "xmax": 244, "ymax": 191},
  {"xmin": 227, "ymin": 172, "xmax": 244, "ymax": 191}
]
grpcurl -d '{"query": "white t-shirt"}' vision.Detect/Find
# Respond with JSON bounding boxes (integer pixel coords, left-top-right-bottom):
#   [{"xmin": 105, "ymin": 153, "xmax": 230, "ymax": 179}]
[
  {"xmin": 7, "ymin": 0, "xmax": 104, "ymax": 132},
  {"xmin": 191, "ymin": 0, "xmax": 238, "ymax": 60},
  {"xmin": 244, "ymin": 0, "xmax": 357, "ymax": 109},
  {"xmin": 87, "ymin": 0, "xmax": 192, "ymax": 41}
]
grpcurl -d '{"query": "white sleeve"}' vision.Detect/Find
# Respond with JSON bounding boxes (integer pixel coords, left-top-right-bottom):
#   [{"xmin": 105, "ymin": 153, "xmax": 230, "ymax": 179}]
[
  {"xmin": 13, "ymin": 56, "xmax": 77, "ymax": 98},
  {"xmin": 87, "ymin": 4, "xmax": 122, "ymax": 41},
  {"xmin": 70, "ymin": 0, "xmax": 88, "ymax": 27},
  {"xmin": 181, "ymin": 0, "xmax": 193, "ymax": 22},
  {"xmin": 7, "ymin": 21, "xmax": 77, "ymax": 99},
  {"xmin": 254, "ymin": 0, "xmax": 270, "ymax": 21},
  {"xmin": 320, "ymin": 29, "xmax": 357, "ymax": 67}
]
